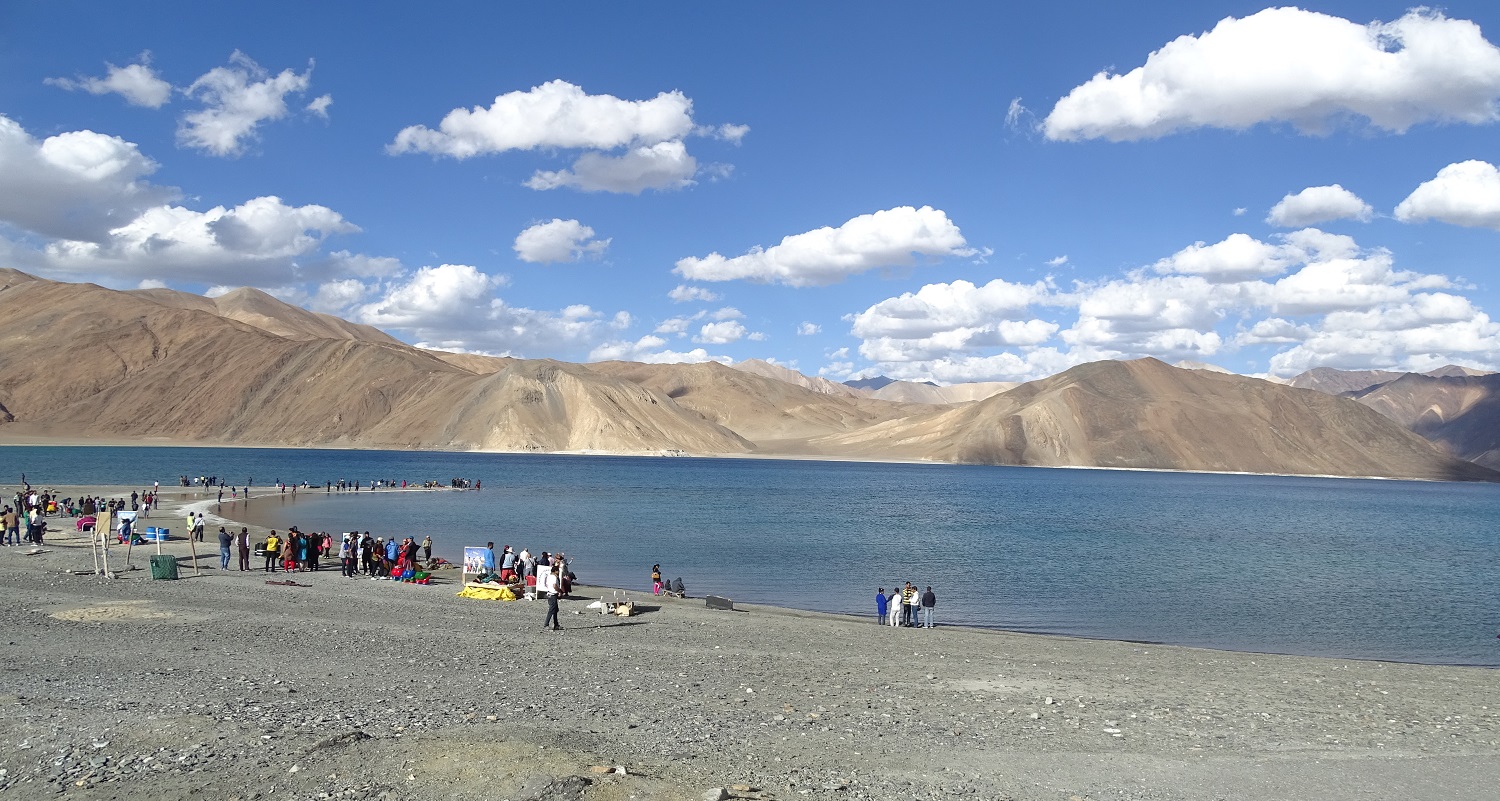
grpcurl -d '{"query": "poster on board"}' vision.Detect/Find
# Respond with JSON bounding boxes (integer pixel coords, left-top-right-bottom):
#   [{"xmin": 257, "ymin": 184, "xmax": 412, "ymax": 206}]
[{"xmin": 463, "ymin": 547, "xmax": 495, "ymax": 575}]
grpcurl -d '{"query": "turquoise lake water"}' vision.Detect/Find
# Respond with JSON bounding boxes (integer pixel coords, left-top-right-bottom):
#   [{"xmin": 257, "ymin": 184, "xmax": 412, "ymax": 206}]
[{"xmin": 6, "ymin": 445, "xmax": 1498, "ymax": 667}]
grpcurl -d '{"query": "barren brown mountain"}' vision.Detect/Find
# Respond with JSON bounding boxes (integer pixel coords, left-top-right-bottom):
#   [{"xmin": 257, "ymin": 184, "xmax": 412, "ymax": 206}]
[
  {"xmin": 730, "ymin": 358, "xmax": 865, "ymax": 398},
  {"xmin": 2, "ymin": 270, "xmax": 1494, "ymax": 481},
  {"xmin": 128, "ymin": 283, "xmax": 400, "ymax": 344},
  {"xmin": 1348, "ymin": 373, "xmax": 1500, "ymax": 470},
  {"xmin": 807, "ymin": 358, "xmax": 1496, "ymax": 481},
  {"xmin": 0, "ymin": 271, "xmax": 747, "ymax": 453},
  {"xmin": 869, "ymin": 379, "xmax": 1017, "ymax": 404},
  {"xmin": 587, "ymin": 359, "xmax": 922, "ymax": 441},
  {"xmin": 1287, "ymin": 366, "xmax": 1406, "ymax": 395}
]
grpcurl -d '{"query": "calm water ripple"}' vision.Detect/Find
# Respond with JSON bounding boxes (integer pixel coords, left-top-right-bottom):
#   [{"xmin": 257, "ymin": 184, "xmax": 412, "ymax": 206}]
[{"xmin": 7, "ymin": 445, "xmax": 1497, "ymax": 666}]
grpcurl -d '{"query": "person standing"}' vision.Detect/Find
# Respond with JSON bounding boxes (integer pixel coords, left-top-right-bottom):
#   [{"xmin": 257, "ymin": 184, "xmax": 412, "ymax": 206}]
[
  {"xmin": 921, "ymin": 586, "xmax": 937, "ymax": 628},
  {"xmin": 237, "ymin": 527, "xmax": 251, "ymax": 571},
  {"xmin": 263, "ymin": 530, "xmax": 280, "ymax": 573},
  {"xmin": 192, "ymin": 513, "xmax": 206, "ymax": 542},
  {"xmin": 421, "ymin": 535, "xmax": 433, "ymax": 562},
  {"xmin": 901, "ymin": 582, "xmax": 918, "ymax": 627},
  {"xmin": 887, "ymin": 588, "xmax": 900, "ymax": 627},
  {"xmin": 541, "ymin": 566, "xmax": 562, "ymax": 631},
  {"xmin": 875, "ymin": 587, "xmax": 888, "ymax": 625},
  {"xmin": 217, "ymin": 526, "xmax": 232, "ymax": 570}
]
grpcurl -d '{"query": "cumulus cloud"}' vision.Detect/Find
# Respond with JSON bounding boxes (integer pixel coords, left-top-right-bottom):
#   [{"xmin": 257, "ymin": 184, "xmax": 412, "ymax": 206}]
[
  {"xmin": 305, "ymin": 94, "xmax": 333, "ymax": 118},
  {"xmin": 797, "ymin": 322, "xmax": 821, "ymax": 336},
  {"xmin": 843, "ymin": 227, "xmax": 1498, "ymax": 381},
  {"xmin": 667, "ymin": 284, "xmax": 719, "ymax": 303},
  {"xmin": 389, "ymin": 80, "xmax": 694, "ymax": 157},
  {"xmin": 588, "ymin": 335, "xmax": 726, "ymax": 365},
  {"xmin": 343, "ymin": 264, "xmax": 623, "ymax": 357},
  {"xmin": 1044, "ymin": 7, "xmax": 1500, "ymax": 141},
  {"xmin": 0, "ymin": 115, "xmax": 174, "ymax": 241},
  {"xmin": 674, "ymin": 206, "xmax": 978, "ymax": 287},
  {"xmin": 1152, "ymin": 233, "xmax": 1294, "ymax": 282},
  {"xmin": 178, "ymin": 51, "xmax": 317, "ymax": 156},
  {"xmin": 513, "ymin": 219, "xmax": 610, "ymax": 263},
  {"xmin": 42, "ymin": 195, "xmax": 358, "ymax": 284},
  {"xmin": 1046, "ymin": 255, "xmax": 1068, "ymax": 266},
  {"xmin": 46, "ymin": 55, "xmax": 172, "ymax": 108},
  {"xmin": 1267, "ymin": 184, "xmax": 1374, "ymax": 227},
  {"xmin": 388, "ymin": 80, "xmax": 743, "ymax": 194},
  {"xmin": 524, "ymin": 140, "xmax": 697, "ymax": 194},
  {"xmin": 695, "ymin": 320, "xmax": 747, "ymax": 344},
  {"xmin": 1394, "ymin": 160, "xmax": 1500, "ymax": 229}
]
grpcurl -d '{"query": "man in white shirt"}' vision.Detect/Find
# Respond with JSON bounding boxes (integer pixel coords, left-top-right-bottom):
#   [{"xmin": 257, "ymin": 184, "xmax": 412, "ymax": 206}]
[{"xmin": 540, "ymin": 566, "xmax": 562, "ymax": 631}]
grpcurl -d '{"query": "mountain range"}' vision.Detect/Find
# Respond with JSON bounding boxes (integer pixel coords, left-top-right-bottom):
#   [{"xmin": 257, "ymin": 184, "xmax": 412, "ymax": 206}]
[{"xmin": 0, "ymin": 269, "xmax": 1494, "ymax": 482}]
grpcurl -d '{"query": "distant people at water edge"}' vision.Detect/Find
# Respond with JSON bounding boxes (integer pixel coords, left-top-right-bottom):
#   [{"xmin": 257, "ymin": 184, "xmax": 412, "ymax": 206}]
[
  {"xmin": 651, "ymin": 564, "xmax": 662, "ymax": 595},
  {"xmin": 921, "ymin": 586, "xmax": 937, "ymax": 628},
  {"xmin": 877, "ymin": 583, "xmax": 938, "ymax": 629},
  {"xmin": 876, "ymin": 587, "xmax": 888, "ymax": 624}
]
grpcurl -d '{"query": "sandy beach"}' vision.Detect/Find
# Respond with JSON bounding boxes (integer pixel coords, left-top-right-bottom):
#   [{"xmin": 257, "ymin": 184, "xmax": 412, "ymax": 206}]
[{"xmin": 0, "ymin": 485, "xmax": 1496, "ymax": 801}]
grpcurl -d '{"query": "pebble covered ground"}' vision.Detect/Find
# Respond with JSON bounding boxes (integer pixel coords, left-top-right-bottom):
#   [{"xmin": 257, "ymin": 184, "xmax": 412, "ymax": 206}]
[{"xmin": 0, "ymin": 489, "xmax": 1497, "ymax": 801}]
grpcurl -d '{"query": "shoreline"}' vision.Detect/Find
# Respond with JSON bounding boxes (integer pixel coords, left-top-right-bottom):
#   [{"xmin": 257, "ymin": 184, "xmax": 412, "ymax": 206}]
[
  {"xmin": 40, "ymin": 480, "xmax": 1499, "ymax": 671},
  {"xmin": 1, "ymin": 492, "xmax": 1497, "ymax": 800},
  {"xmin": 1, "ymin": 437, "xmax": 1491, "ymax": 486}
]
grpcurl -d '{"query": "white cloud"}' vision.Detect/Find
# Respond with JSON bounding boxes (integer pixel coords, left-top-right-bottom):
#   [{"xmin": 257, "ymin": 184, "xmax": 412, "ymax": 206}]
[
  {"xmin": 1152, "ymin": 233, "xmax": 1294, "ymax": 282},
  {"xmin": 42, "ymin": 195, "xmax": 358, "ymax": 284},
  {"xmin": 588, "ymin": 335, "xmax": 726, "ymax": 365},
  {"xmin": 849, "ymin": 278, "xmax": 1054, "ymax": 340},
  {"xmin": 389, "ymin": 80, "xmax": 694, "ymax": 157},
  {"xmin": 695, "ymin": 320, "xmax": 747, "ymax": 345},
  {"xmin": 349, "ymin": 264, "xmax": 620, "ymax": 357},
  {"xmin": 841, "ymin": 227, "xmax": 1498, "ymax": 381},
  {"xmin": 305, "ymin": 94, "xmax": 332, "ymax": 118},
  {"xmin": 512, "ymin": 218, "xmax": 610, "ymax": 263},
  {"xmin": 310, "ymin": 278, "xmax": 370, "ymax": 312},
  {"xmin": 1267, "ymin": 184, "xmax": 1374, "ymax": 227},
  {"xmin": 654, "ymin": 313, "xmax": 702, "ymax": 336},
  {"xmin": 710, "ymin": 307, "xmax": 742, "ymax": 321},
  {"xmin": 1394, "ymin": 160, "xmax": 1500, "ymax": 229},
  {"xmin": 667, "ymin": 284, "xmax": 719, "ymax": 303},
  {"xmin": 709, "ymin": 124, "xmax": 750, "ymax": 144},
  {"xmin": 1046, "ymin": 255, "xmax": 1068, "ymax": 266},
  {"xmin": 1232, "ymin": 207, "xmax": 1248, "ymax": 216},
  {"xmin": 674, "ymin": 206, "xmax": 978, "ymax": 287},
  {"xmin": 1043, "ymin": 8, "xmax": 1500, "ymax": 141},
  {"xmin": 46, "ymin": 56, "xmax": 172, "ymax": 108},
  {"xmin": 797, "ymin": 322, "xmax": 821, "ymax": 336},
  {"xmin": 0, "ymin": 115, "xmax": 174, "ymax": 241},
  {"xmin": 524, "ymin": 140, "xmax": 697, "ymax": 194},
  {"xmin": 178, "ymin": 51, "xmax": 316, "ymax": 157},
  {"xmin": 136, "ymin": 278, "xmax": 167, "ymax": 290}
]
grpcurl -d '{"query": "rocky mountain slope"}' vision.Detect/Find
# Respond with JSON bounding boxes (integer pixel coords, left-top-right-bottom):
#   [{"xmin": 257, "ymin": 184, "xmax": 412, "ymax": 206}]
[
  {"xmin": 1348, "ymin": 373, "xmax": 1500, "ymax": 470},
  {"xmin": 0, "ymin": 270, "xmax": 1493, "ymax": 481},
  {"xmin": 807, "ymin": 358, "xmax": 1495, "ymax": 481}
]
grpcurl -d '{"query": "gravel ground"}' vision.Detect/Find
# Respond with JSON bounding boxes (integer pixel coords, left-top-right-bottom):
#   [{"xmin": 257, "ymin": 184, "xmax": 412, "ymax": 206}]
[{"xmin": 0, "ymin": 487, "xmax": 1496, "ymax": 801}]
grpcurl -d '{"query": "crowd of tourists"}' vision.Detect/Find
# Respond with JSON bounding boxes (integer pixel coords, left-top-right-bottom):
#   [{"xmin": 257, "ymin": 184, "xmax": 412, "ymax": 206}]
[
  {"xmin": 242, "ymin": 527, "xmax": 436, "ymax": 577},
  {"xmin": 876, "ymin": 583, "xmax": 938, "ymax": 628}
]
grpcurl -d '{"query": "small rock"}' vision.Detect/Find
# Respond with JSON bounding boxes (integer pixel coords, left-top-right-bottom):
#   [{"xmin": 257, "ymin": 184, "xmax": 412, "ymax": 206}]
[{"xmin": 702, "ymin": 789, "xmax": 730, "ymax": 801}]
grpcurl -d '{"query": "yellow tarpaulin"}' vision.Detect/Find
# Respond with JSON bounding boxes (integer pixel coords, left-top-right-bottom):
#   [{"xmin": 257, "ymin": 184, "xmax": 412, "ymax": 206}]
[{"xmin": 457, "ymin": 584, "xmax": 517, "ymax": 601}]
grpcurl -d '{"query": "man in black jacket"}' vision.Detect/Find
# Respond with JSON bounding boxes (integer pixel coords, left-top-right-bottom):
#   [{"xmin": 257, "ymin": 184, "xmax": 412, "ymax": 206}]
[{"xmin": 921, "ymin": 586, "xmax": 937, "ymax": 629}]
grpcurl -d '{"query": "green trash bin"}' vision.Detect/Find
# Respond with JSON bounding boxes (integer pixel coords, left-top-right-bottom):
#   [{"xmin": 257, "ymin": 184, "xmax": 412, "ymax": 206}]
[{"xmin": 149, "ymin": 554, "xmax": 179, "ymax": 580}]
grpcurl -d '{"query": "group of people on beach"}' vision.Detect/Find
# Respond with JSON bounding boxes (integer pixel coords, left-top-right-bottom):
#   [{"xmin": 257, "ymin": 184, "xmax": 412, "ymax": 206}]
[
  {"xmin": 250, "ymin": 527, "xmax": 434, "ymax": 578},
  {"xmin": 877, "ymin": 583, "xmax": 938, "ymax": 628}
]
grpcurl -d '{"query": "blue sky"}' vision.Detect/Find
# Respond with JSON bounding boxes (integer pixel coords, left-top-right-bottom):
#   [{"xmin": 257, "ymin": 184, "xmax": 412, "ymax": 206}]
[{"xmin": 3, "ymin": 1, "xmax": 1500, "ymax": 382}]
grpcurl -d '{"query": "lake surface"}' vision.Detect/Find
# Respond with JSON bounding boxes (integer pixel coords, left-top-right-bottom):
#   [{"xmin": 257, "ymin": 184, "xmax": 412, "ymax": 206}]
[{"xmin": 6, "ymin": 445, "xmax": 1498, "ymax": 667}]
